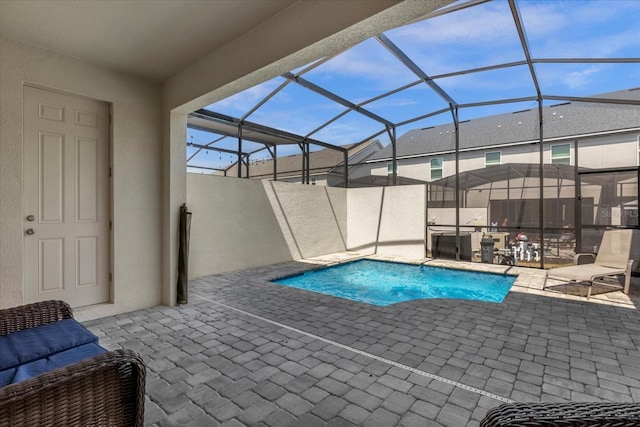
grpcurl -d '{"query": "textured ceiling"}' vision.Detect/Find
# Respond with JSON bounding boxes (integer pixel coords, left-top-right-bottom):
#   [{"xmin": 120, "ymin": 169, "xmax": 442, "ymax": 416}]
[{"xmin": 0, "ymin": 0, "xmax": 296, "ymax": 81}]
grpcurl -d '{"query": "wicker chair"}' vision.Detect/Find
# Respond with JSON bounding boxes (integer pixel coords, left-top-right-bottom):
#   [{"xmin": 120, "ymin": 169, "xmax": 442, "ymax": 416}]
[
  {"xmin": 0, "ymin": 301, "xmax": 146, "ymax": 427},
  {"xmin": 481, "ymin": 402, "xmax": 640, "ymax": 427}
]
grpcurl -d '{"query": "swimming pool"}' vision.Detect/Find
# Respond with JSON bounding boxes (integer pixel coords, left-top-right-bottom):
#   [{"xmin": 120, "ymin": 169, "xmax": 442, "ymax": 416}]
[{"xmin": 273, "ymin": 259, "xmax": 516, "ymax": 306}]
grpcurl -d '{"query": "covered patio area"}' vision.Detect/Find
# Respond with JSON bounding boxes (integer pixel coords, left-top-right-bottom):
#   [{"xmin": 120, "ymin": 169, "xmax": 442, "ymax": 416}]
[{"xmin": 82, "ymin": 255, "xmax": 640, "ymax": 426}]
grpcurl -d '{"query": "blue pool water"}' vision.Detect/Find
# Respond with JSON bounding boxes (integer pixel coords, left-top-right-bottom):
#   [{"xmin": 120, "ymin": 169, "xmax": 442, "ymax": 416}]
[{"xmin": 273, "ymin": 259, "xmax": 516, "ymax": 306}]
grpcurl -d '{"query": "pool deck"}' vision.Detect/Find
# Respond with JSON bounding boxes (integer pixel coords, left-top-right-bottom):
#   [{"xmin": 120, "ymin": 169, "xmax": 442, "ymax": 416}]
[{"xmin": 83, "ymin": 253, "xmax": 640, "ymax": 426}]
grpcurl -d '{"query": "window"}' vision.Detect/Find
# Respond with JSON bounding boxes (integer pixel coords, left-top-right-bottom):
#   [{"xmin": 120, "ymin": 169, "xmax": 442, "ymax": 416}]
[
  {"xmin": 430, "ymin": 157, "xmax": 443, "ymax": 180},
  {"xmin": 485, "ymin": 151, "xmax": 501, "ymax": 166},
  {"xmin": 551, "ymin": 143, "xmax": 571, "ymax": 165},
  {"xmin": 387, "ymin": 161, "xmax": 398, "ymax": 175}
]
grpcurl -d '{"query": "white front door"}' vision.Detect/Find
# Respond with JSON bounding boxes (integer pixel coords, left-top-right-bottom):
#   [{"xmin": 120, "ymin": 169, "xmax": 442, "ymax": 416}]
[{"xmin": 23, "ymin": 86, "xmax": 110, "ymax": 308}]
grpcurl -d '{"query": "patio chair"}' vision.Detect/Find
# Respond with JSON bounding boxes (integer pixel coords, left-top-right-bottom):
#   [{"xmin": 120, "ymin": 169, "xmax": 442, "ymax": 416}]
[
  {"xmin": 0, "ymin": 300, "xmax": 146, "ymax": 427},
  {"xmin": 480, "ymin": 402, "xmax": 640, "ymax": 426},
  {"xmin": 544, "ymin": 229, "xmax": 635, "ymax": 299}
]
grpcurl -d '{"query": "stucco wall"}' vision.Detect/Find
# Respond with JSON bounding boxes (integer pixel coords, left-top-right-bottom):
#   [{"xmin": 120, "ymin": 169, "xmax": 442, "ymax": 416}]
[
  {"xmin": 186, "ymin": 175, "xmax": 347, "ymax": 278},
  {"xmin": 186, "ymin": 175, "xmax": 293, "ymax": 277},
  {"xmin": 0, "ymin": 37, "xmax": 162, "ymax": 316},
  {"xmin": 347, "ymin": 185, "xmax": 426, "ymax": 259}
]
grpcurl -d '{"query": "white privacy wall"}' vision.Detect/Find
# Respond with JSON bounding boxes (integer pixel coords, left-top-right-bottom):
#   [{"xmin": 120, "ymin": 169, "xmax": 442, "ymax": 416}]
[
  {"xmin": 186, "ymin": 175, "xmax": 348, "ymax": 278},
  {"xmin": 186, "ymin": 175, "xmax": 428, "ymax": 278},
  {"xmin": 346, "ymin": 185, "xmax": 426, "ymax": 259}
]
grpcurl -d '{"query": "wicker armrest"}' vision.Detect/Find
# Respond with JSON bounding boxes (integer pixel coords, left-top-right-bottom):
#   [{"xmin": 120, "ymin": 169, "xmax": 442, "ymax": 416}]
[
  {"xmin": 481, "ymin": 402, "xmax": 640, "ymax": 427},
  {"xmin": 0, "ymin": 300, "xmax": 73, "ymax": 336},
  {"xmin": 0, "ymin": 349, "xmax": 146, "ymax": 427}
]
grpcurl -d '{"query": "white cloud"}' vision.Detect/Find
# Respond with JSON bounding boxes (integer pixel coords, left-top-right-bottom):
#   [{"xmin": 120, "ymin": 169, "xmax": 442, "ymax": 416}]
[{"xmin": 391, "ymin": 2, "xmax": 518, "ymax": 45}]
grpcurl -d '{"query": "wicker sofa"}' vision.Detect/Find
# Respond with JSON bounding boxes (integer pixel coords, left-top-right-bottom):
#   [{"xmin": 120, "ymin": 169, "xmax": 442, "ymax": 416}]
[
  {"xmin": 481, "ymin": 402, "xmax": 640, "ymax": 426},
  {"xmin": 0, "ymin": 300, "xmax": 145, "ymax": 427}
]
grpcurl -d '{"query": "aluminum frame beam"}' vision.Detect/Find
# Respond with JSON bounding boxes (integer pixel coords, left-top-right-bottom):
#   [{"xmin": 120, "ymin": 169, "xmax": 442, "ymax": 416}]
[
  {"xmin": 191, "ymin": 109, "xmax": 347, "ymax": 152},
  {"xmin": 376, "ymin": 33, "xmax": 457, "ymax": 107},
  {"xmin": 281, "ymin": 72, "xmax": 394, "ymax": 127}
]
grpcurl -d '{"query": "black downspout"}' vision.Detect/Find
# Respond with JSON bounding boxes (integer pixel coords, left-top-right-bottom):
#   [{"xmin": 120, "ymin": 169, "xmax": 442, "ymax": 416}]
[{"xmin": 177, "ymin": 203, "xmax": 192, "ymax": 305}]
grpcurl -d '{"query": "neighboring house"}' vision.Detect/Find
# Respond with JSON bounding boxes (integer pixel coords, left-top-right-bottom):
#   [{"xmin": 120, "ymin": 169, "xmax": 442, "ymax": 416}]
[
  {"xmin": 354, "ymin": 88, "xmax": 640, "ymax": 182},
  {"xmin": 225, "ymin": 139, "xmax": 383, "ymax": 186},
  {"xmin": 350, "ymin": 88, "xmax": 640, "ymax": 230}
]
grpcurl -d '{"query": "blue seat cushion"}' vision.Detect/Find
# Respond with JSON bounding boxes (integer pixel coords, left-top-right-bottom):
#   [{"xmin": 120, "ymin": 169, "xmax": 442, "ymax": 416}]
[
  {"xmin": 0, "ymin": 342, "xmax": 106, "ymax": 387},
  {"xmin": 0, "ymin": 318, "xmax": 99, "ymax": 371}
]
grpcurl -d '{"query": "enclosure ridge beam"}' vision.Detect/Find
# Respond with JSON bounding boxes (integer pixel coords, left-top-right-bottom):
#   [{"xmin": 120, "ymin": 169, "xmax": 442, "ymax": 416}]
[
  {"xmin": 376, "ymin": 33, "xmax": 457, "ymax": 107},
  {"xmin": 305, "ymin": 109, "xmax": 351, "ymax": 140},
  {"xmin": 191, "ymin": 109, "xmax": 346, "ymax": 152},
  {"xmin": 359, "ymin": 80, "xmax": 423, "ymax": 107},
  {"xmin": 430, "ymin": 60, "xmax": 528, "ymax": 80},
  {"xmin": 509, "ymin": 0, "xmax": 541, "ymax": 99},
  {"xmin": 396, "ymin": 107, "xmax": 451, "ymax": 128},
  {"xmin": 242, "ymin": 79, "xmax": 290, "ymax": 121},
  {"xmin": 460, "ymin": 96, "xmax": 538, "ymax": 109},
  {"xmin": 281, "ymin": 72, "xmax": 394, "ymax": 127}
]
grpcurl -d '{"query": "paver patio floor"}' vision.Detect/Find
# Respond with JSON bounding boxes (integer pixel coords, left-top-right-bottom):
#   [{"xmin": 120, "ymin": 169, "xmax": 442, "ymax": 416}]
[{"xmin": 84, "ymin": 257, "xmax": 640, "ymax": 426}]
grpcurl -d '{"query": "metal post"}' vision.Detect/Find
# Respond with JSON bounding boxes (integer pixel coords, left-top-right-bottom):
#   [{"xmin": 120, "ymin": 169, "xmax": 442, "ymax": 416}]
[
  {"xmin": 386, "ymin": 126, "xmax": 397, "ymax": 186},
  {"xmin": 574, "ymin": 139, "xmax": 580, "ymax": 251},
  {"xmin": 392, "ymin": 126, "xmax": 397, "ymax": 186},
  {"xmin": 237, "ymin": 124, "xmax": 243, "ymax": 178},
  {"xmin": 299, "ymin": 142, "xmax": 306, "ymax": 184},
  {"xmin": 343, "ymin": 150, "xmax": 349, "ymax": 188},
  {"xmin": 306, "ymin": 142, "xmax": 311, "ymax": 184},
  {"xmin": 452, "ymin": 105, "xmax": 460, "ymax": 261},
  {"xmin": 246, "ymin": 154, "xmax": 250, "ymax": 178},
  {"xmin": 538, "ymin": 99, "xmax": 545, "ymax": 268},
  {"xmin": 273, "ymin": 145, "xmax": 277, "ymax": 181}
]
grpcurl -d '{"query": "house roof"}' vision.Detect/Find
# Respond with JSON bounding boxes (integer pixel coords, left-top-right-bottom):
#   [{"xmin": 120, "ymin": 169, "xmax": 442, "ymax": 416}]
[
  {"xmin": 369, "ymin": 88, "xmax": 640, "ymax": 161},
  {"xmin": 226, "ymin": 139, "xmax": 380, "ymax": 178}
]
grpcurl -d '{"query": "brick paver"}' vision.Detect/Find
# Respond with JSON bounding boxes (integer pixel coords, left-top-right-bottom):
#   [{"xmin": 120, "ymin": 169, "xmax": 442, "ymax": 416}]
[{"xmin": 83, "ymin": 258, "xmax": 640, "ymax": 426}]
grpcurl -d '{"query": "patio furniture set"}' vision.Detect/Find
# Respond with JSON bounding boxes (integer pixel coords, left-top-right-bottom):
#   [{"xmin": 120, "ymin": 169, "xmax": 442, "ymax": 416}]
[{"xmin": 0, "ymin": 229, "xmax": 636, "ymax": 425}]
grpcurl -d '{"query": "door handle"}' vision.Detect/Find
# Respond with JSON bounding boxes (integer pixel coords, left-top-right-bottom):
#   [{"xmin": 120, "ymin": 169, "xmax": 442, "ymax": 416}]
[
  {"xmin": 26, "ymin": 215, "xmax": 35, "ymax": 221},
  {"xmin": 25, "ymin": 228, "xmax": 35, "ymax": 235}
]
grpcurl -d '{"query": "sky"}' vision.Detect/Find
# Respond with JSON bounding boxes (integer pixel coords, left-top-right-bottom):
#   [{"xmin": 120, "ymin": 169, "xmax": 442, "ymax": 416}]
[{"xmin": 187, "ymin": 0, "xmax": 640, "ymax": 173}]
